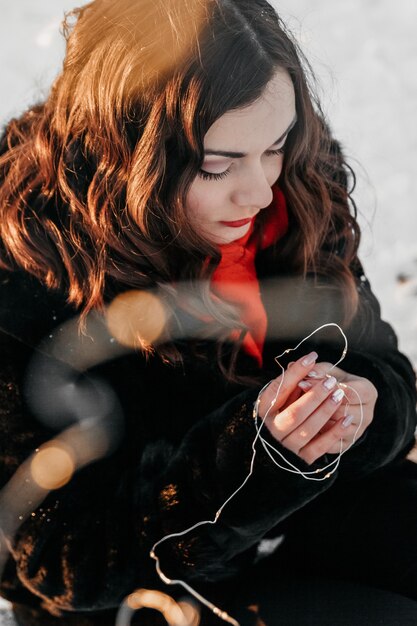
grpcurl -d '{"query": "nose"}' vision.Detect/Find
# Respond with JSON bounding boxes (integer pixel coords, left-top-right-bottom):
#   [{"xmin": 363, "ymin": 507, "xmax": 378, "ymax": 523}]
[{"xmin": 230, "ymin": 166, "xmax": 275, "ymax": 211}]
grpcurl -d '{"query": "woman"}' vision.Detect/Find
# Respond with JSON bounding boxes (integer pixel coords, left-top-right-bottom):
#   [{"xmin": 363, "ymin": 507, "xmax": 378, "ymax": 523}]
[{"xmin": 0, "ymin": 0, "xmax": 416, "ymax": 624}]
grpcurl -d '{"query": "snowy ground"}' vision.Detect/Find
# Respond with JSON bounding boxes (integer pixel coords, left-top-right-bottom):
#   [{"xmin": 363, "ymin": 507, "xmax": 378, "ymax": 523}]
[
  {"xmin": 275, "ymin": 0, "xmax": 417, "ymax": 368},
  {"xmin": 0, "ymin": 0, "xmax": 416, "ymax": 619}
]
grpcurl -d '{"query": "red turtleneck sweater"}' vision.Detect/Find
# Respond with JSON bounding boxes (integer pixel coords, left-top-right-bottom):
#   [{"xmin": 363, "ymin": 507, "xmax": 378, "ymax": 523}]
[{"xmin": 211, "ymin": 185, "xmax": 288, "ymax": 367}]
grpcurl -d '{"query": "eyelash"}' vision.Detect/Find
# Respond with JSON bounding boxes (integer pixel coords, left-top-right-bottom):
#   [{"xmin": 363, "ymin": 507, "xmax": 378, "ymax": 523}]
[{"xmin": 198, "ymin": 148, "xmax": 285, "ymax": 181}]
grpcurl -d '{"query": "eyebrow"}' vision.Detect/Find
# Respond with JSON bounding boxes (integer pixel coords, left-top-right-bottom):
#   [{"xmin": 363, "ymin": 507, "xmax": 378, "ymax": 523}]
[{"xmin": 204, "ymin": 115, "xmax": 298, "ymax": 158}]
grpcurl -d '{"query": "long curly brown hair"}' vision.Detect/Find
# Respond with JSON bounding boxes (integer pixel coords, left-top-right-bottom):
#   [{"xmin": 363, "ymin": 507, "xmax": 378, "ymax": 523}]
[{"xmin": 0, "ymin": 0, "xmax": 360, "ymax": 373}]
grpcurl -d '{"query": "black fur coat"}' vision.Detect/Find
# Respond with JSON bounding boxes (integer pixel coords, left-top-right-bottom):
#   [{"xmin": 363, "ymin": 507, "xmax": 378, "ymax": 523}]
[{"xmin": 0, "ymin": 244, "xmax": 416, "ymax": 625}]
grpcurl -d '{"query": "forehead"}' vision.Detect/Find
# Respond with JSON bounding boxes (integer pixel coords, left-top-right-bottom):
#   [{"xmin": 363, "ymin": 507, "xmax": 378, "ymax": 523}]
[{"xmin": 204, "ymin": 70, "xmax": 296, "ymax": 149}]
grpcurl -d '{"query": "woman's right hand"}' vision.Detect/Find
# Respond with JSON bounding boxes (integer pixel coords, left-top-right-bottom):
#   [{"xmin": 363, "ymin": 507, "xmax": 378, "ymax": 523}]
[{"xmin": 257, "ymin": 352, "xmax": 352, "ymax": 465}]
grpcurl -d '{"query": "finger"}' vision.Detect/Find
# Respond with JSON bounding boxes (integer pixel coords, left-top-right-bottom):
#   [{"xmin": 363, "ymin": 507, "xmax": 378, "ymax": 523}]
[
  {"xmin": 258, "ymin": 351, "xmax": 318, "ymax": 418},
  {"xmin": 299, "ymin": 410, "xmax": 360, "ymax": 464},
  {"xmin": 315, "ymin": 416, "xmax": 338, "ymax": 435},
  {"xmin": 331, "ymin": 403, "xmax": 373, "ymax": 431},
  {"xmin": 299, "ymin": 421, "xmax": 344, "ymax": 465},
  {"xmin": 325, "ymin": 416, "xmax": 362, "ymax": 454},
  {"xmin": 286, "ymin": 386, "xmax": 304, "ymax": 407},
  {"xmin": 271, "ymin": 375, "xmax": 343, "ymax": 431},
  {"xmin": 333, "ymin": 408, "xmax": 373, "ymax": 449},
  {"xmin": 337, "ymin": 379, "xmax": 378, "ymax": 406},
  {"xmin": 304, "ymin": 362, "xmax": 335, "ymax": 381},
  {"xmin": 307, "ymin": 372, "xmax": 378, "ymax": 409},
  {"xmin": 279, "ymin": 385, "xmax": 346, "ymax": 452}
]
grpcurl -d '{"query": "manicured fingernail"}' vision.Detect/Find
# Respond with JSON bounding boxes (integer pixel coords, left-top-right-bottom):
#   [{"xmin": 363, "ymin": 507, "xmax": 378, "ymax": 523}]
[
  {"xmin": 298, "ymin": 381, "xmax": 312, "ymax": 391},
  {"xmin": 302, "ymin": 352, "xmax": 318, "ymax": 367},
  {"xmin": 307, "ymin": 370, "xmax": 320, "ymax": 378},
  {"xmin": 323, "ymin": 376, "xmax": 337, "ymax": 390},
  {"xmin": 342, "ymin": 414, "xmax": 355, "ymax": 428},
  {"xmin": 331, "ymin": 388, "xmax": 345, "ymax": 403}
]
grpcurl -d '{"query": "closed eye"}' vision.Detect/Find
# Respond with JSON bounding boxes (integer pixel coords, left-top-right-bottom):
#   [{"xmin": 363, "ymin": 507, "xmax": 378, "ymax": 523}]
[
  {"xmin": 198, "ymin": 146, "xmax": 286, "ymax": 181},
  {"xmin": 266, "ymin": 147, "xmax": 285, "ymax": 156},
  {"xmin": 198, "ymin": 169, "xmax": 231, "ymax": 181}
]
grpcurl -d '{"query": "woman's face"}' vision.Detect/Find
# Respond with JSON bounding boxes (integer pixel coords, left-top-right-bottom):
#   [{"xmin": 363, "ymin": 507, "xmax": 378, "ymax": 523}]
[{"xmin": 185, "ymin": 69, "xmax": 297, "ymax": 245}]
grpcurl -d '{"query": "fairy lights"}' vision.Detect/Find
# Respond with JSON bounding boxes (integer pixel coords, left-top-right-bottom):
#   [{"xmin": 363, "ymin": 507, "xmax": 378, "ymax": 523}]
[{"xmin": 150, "ymin": 323, "xmax": 364, "ymax": 625}]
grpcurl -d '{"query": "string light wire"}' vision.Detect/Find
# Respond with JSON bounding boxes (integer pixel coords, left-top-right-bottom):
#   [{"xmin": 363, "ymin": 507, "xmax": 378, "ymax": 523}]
[
  {"xmin": 254, "ymin": 323, "xmax": 364, "ymax": 480},
  {"xmin": 149, "ymin": 323, "xmax": 365, "ymax": 625}
]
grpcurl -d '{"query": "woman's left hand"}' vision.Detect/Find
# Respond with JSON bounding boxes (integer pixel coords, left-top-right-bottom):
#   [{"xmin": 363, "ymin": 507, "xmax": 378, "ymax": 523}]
[{"xmin": 296, "ymin": 361, "xmax": 378, "ymax": 457}]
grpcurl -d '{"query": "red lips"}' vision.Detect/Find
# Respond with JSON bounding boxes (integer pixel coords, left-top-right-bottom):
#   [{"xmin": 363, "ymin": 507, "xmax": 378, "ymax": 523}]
[{"xmin": 219, "ymin": 218, "xmax": 253, "ymax": 228}]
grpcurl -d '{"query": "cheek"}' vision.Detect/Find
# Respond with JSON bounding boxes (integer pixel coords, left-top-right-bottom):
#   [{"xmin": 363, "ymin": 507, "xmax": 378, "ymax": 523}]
[
  {"xmin": 185, "ymin": 188, "xmax": 206, "ymax": 224},
  {"xmin": 185, "ymin": 184, "xmax": 222, "ymax": 224},
  {"xmin": 267, "ymin": 158, "xmax": 284, "ymax": 185}
]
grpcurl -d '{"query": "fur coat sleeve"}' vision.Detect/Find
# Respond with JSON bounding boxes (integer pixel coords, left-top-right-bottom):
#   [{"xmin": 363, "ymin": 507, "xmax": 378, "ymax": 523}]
[{"xmin": 0, "ymin": 261, "xmax": 416, "ymax": 617}]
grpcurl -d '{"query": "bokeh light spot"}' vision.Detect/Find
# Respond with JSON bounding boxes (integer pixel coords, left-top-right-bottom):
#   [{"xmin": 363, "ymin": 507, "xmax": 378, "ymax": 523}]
[
  {"xmin": 107, "ymin": 290, "xmax": 167, "ymax": 349},
  {"xmin": 30, "ymin": 444, "xmax": 75, "ymax": 490}
]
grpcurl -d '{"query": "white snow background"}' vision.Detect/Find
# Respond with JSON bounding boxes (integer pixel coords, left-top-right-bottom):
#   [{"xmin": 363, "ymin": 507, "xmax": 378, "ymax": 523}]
[{"xmin": 0, "ymin": 0, "xmax": 416, "ymax": 620}]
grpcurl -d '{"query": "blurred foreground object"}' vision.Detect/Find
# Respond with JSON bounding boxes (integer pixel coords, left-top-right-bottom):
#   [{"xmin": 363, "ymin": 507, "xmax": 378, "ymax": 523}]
[{"xmin": 116, "ymin": 589, "xmax": 200, "ymax": 626}]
